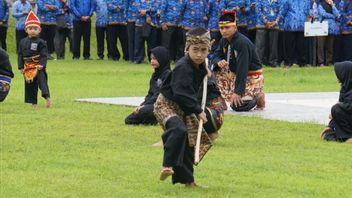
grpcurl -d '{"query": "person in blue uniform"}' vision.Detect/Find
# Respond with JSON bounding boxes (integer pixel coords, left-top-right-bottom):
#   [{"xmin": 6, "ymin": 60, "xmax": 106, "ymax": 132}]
[
  {"xmin": 70, "ymin": 0, "xmax": 94, "ymax": 60},
  {"xmin": 0, "ymin": 0, "xmax": 9, "ymax": 50},
  {"xmin": 106, "ymin": 0, "xmax": 129, "ymax": 61}
]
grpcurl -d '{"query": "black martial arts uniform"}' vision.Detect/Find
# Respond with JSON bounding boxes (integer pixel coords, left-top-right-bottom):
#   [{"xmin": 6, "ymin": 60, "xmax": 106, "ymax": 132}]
[
  {"xmin": 323, "ymin": 61, "xmax": 352, "ymax": 142},
  {"xmin": 0, "ymin": 48, "xmax": 14, "ymax": 102},
  {"xmin": 18, "ymin": 37, "xmax": 50, "ymax": 104},
  {"xmin": 125, "ymin": 46, "xmax": 170, "ymax": 125}
]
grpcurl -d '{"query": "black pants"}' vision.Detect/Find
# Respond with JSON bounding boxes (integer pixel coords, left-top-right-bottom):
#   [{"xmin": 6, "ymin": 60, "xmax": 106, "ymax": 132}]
[
  {"xmin": 317, "ymin": 35, "xmax": 334, "ymax": 66},
  {"xmin": 284, "ymin": 31, "xmax": 307, "ymax": 66},
  {"xmin": 161, "ymin": 26, "xmax": 184, "ymax": 61},
  {"xmin": 96, "ymin": 26, "xmax": 109, "ymax": 59},
  {"xmin": 40, "ymin": 24, "xmax": 56, "ymax": 54},
  {"xmin": 54, "ymin": 27, "xmax": 73, "ymax": 59},
  {"xmin": 341, "ymin": 34, "xmax": 352, "ymax": 61},
  {"xmin": 162, "ymin": 116, "xmax": 194, "ymax": 184},
  {"xmin": 248, "ymin": 29, "xmax": 256, "ymax": 44},
  {"xmin": 73, "ymin": 20, "xmax": 91, "ymax": 59},
  {"xmin": 256, "ymin": 29, "xmax": 279, "ymax": 67},
  {"xmin": 25, "ymin": 70, "xmax": 50, "ymax": 104},
  {"xmin": 134, "ymin": 26, "xmax": 160, "ymax": 63},
  {"xmin": 125, "ymin": 104, "xmax": 157, "ymax": 125},
  {"xmin": 0, "ymin": 26, "xmax": 7, "ymax": 50},
  {"xmin": 107, "ymin": 24, "xmax": 129, "ymax": 61},
  {"xmin": 325, "ymin": 103, "xmax": 352, "ymax": 142},
  {"xmin": 127, "ymin": 21, "xmax": 136, "ymax": 62},
  {"xmin": 16, "ymin": 30, "xmax": 27, "ymax": 53}
]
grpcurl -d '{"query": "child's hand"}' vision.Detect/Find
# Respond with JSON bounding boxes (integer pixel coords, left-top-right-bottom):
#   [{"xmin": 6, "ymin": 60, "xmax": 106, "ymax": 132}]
[
  {"xmin": 37, "ymin": 65, "xmax": 44, "ymax": 70},
  {"xmin": 19, "ymin": 69, "xmax": 24, "ymax": 74},
  {"xmin": 198, "ymin": 111, "xmax": 208, "ymax": 123}
]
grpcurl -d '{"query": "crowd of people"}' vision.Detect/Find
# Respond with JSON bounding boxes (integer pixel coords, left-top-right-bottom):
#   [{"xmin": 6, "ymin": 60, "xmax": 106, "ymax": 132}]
[{"xmin": 0, "ymin": 0, "xmax": 351, "ymax": 65}]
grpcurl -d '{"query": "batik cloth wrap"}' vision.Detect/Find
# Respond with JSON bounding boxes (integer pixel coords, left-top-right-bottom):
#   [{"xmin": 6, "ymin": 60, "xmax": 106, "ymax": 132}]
[
  {"xmin": 204, "ymin": 96, "xmax": 225, "ymax": 134},
  {"xmin": 23, "ymin": 55, "xmax": 40, "ymax": 83},
  {"xmin": 215, "ymin": 67, "xmax": 235, "ymax": 103},
  {"xmin": 154, "ymin": 94, "xmax": 212, "ymax": 164},
  {"xmin": 216, "ymin": 69, "xmax": 264, "ymax": 102},
  {"xmin": 0, "ymin": 75, "xmax": 11, "ymax": 92}
]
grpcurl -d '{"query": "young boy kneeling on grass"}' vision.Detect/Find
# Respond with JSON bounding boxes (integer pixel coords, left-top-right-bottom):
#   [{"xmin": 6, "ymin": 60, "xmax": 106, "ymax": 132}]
[
  {"xmin": 154, "ymin": 27, "xmax": 213, "ymax": 187},
  {"xmin": 320, "ymin": 61, "xmax": 352, "ymax": 143},
  {"xmin": 125, "ymin": 46, "xmax": 171, "ymax": 125},
  {"xmin": 18, "ymin": 11, "xmax": 51, "ymax": 108}
]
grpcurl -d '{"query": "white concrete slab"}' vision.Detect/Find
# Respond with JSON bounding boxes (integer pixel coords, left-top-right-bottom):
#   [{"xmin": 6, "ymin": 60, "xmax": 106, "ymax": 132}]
[{"xmin": 76, "ymin": 92, "xmax": 339, "ymax": 125}]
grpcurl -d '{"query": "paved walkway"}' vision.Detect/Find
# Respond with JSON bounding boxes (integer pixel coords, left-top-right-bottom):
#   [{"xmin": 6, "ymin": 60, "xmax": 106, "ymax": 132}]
[{"xmin": 76, "ymin": 92, "xmax": 339, "ymax": 125}]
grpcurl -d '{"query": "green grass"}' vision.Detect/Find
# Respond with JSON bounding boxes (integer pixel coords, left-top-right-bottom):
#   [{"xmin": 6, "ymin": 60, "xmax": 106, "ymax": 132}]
[
  {"xmin": 1, "ymin": 13, "xmax": 350, "ymax": 198},
  {"xmin": 1, "ymin": 58, "xmax": 350, "ymax": 197}
]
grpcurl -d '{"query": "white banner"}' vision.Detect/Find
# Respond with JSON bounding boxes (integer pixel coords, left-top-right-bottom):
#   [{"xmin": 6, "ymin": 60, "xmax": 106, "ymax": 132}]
[{"xmin": 304, "ymin": 21, "xmax": 329, "ymax": 37}]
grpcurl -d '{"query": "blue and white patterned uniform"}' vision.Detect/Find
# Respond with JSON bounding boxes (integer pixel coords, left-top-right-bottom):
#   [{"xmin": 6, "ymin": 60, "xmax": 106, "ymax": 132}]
[
  {"xmin": 106, "ymin": 0, "xmax": 126, "ymax": 24},
  {"xmin": 219, "ymin": 0, "xmax": 248, "ymax": 27},
  {"xmin": 280, "ymin": 0, "xmax": 310, "ymax": 31},
  {"xmin": 0, "ymin": 0, "xmax": 9, "ymax": 25},
  {"xmin": 160, "ymin": 0, "xmax": 183, "ymax": 26},
  {"xmin": 69, "ymin": 0, "xmax": 95, "ymax": 21},
  {"xmin": 256, "ymin": 0, "xmax": 282, "ymax": 29},
  {"xmin": 208, "ymin": 0, "xmax": 220, "ymax": 31},
  {"xmin": 180, "ymin": 0, "xmax": 209, "ymax": 29},
  {"xmin": 36, "ymin": 0, "xmax": 60, "ymax": 24},
  {"xmin": 12, "ymin": 0, "xmax": 32, "ymax": 30},
  {"xmin": 318, "ymin": 1, "xmax": 341, "ymax": 35},
  {"xmin": 95, "ymin": 0, "xmax": 108, "ymax": 27}
]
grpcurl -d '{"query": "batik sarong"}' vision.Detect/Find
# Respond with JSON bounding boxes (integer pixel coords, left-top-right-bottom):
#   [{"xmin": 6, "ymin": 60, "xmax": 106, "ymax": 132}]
[{"xmin": 154, "ymin": 94, "xmax": 212, "ymax": 164}]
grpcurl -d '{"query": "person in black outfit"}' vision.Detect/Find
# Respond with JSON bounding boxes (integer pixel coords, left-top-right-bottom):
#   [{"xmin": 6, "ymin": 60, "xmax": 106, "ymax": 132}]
[
  {"xmin": 0, "ymin": 48, "xmax": 14, "ymax": 102},
  {"xmin": 321, "ymin": 61, "xmax": 352, "ymax": 143},
  {"xmin": 154, "ymin": 27, "xmax": 212, "ymax": 187},
  {"xmin": 18, "ymin": 11, "xmax": 51, "ymax": 108},
  {"xmin": 125, "ymin": 46, "xmax": 170, "ymax": 125}
]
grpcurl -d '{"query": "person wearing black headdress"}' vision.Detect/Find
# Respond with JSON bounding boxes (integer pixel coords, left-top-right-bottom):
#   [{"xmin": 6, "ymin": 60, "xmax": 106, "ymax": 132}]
[
  {"xmin": 212, "ymin": 10, "xmax": 265, "ymax": 111},
  {"xmin": 321, "ymin": 61, "xmax": 352, "ymax": 143},
  {"xmin": 0, "ymin": 48, "xmax": 14, "ymax": 102},
  {"xmin": 125, "ymin": 46, "xmax": 171, "ymax": 125}
]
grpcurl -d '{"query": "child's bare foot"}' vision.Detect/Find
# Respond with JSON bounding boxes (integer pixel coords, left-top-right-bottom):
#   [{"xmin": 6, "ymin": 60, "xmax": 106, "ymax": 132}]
[
  {"xmin": 159, "ymin": 167, "xmax": 174, "ymax": 181},
  {"xmin": 45, "ymin": 98, "xmax": 52, "ymax": 108}
]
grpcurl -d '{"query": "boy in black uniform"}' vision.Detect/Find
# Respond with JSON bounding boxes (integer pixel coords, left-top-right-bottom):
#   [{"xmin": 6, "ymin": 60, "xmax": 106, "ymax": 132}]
[
  {"xmin": 18, "ymin": 11, "xmax": 51, "ymax": 108},
  {"xmin": 154, "ymin": 27, "xmax": 212, "ymax": 187},
  {"xmin": 125, "ymin": 46, "xmax": 170, "ymax": 125},
  {"xmin": 0, "ymin": 48, "xmax": 14, "ymax": 102},
  {"xmin": 212, "ymin": 11, "xmax": 265, "ymax": 111}
]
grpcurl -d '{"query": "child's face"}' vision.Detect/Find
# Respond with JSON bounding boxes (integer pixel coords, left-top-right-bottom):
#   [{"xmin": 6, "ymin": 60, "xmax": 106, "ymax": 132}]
[
  {"xmin": 25, "ymin": 26, "xmax": 41, "ymax": 38},
  {"xmin": 187, "ymin": 44, "xmax": 209, "ymax": 65},
  {"xmin": 150, "ymin": 54, "xmax": 160, "ymax": 69}
]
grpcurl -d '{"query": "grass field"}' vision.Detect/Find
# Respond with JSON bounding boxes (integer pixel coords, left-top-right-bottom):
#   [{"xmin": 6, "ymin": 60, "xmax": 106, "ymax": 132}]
[{"xmin": 1, "ymin": 17, "xmax": 351, "ymax": 198}]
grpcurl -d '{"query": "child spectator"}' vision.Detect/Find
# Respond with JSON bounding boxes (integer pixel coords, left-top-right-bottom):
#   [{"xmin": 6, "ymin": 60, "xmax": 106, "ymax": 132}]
[
  {"xmin": 320, "ymin": 61, "xmax": 352, "ymax": 143},
  {"xmin": 125, "ymin": 46, "xmax": 170, "ymax": 125}
]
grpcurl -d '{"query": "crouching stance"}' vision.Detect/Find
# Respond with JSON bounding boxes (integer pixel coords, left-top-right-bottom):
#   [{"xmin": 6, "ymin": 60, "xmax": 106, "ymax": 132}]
[
  {"xmin": 321, "ymin": 61, "xmax": 352, "ymax": 143},
  {"xmin": 212, "ymin": 11, "xmax": 265, "ymax": 111},
  {"xmin": 125, "ymin": 46, "xmax": 171, "ymax": 125},
  {"xmin": 18, "ymin": 11, "xmax": 51, "ymax": 108},
  {"xmin": 154, "ymin": 28, "xmax": 212, "ymax": 186}
]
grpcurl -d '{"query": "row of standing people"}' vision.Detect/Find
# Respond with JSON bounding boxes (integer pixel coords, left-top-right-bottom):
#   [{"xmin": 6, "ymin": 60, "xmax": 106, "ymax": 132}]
[{"xmin": 0, "ymin": 0, "xmax": 351, "ymax": 65}]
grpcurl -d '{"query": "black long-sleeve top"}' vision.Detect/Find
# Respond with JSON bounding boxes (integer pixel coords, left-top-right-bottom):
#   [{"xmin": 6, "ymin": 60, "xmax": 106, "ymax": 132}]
[
  {"xmin": 18, "ymin": 37, "xmax": 48, "ymax": 69},
  {"xmin": 0, "ymin": 48, "xmax": 14, "ymax": 78},
  {"xmin": 161, "ymin": 55, "xmax": 207, "ymax": 115},
  {"xmin": 212, "ymin": 32, "xmax": 262, "ymax": 95},
  {"xmin": 142, "ymin": 47, "xmax": 171, "ymax": 105}
]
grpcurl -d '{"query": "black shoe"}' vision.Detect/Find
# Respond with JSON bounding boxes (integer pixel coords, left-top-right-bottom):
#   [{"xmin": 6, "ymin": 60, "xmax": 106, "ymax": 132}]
[
  {"xmin": 84, "ymin": 57, "xmax": 92, "ymax": 60},
  {"xmin": 97, "ymin": 57, "xmax": 104, "ymax": 60}
]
